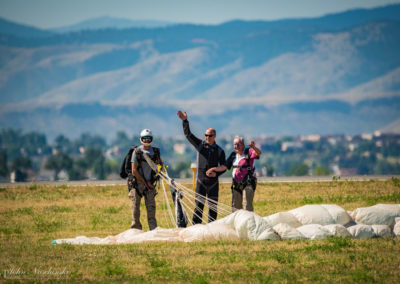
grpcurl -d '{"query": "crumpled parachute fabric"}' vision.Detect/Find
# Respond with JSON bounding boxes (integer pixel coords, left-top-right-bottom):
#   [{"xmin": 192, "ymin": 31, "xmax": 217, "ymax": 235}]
[{"xmin": 53, "ymin": 204, "xmax": 400, "ymax": 244}]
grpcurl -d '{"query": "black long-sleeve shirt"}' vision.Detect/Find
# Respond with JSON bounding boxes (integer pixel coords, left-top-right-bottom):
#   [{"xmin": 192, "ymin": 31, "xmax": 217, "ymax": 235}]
[{"xmin": 182, "ymin": 120, "xmax": 226, "ymax": 177}]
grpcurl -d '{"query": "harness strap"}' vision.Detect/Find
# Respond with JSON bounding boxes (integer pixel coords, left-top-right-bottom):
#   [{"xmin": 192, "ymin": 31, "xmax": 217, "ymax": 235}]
[
  {"xmin": 135, "ymin": 147, "xmax": 161, "ymax": 184},
  {"xmin": 232, "ymin": 165, "xmax": 253, "ymax": 170},
  {"xmin": 233, "ymin": 148, "xmax": 254, "ymax": 173},
  {"xmin": 231, "ymin": 148, "xmax": 258, "ymax": 192}
]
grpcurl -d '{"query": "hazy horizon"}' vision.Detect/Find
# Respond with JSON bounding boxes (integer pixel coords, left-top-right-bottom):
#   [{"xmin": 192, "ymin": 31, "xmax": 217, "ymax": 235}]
[{"xmin": 1, "ymin": 0, "xmax": 400, "ymax": 29}]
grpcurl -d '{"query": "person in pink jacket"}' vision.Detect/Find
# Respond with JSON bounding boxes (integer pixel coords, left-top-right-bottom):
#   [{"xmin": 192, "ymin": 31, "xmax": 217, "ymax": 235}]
[{"xmin": 225, "ymin": 137, "xmax": 261, "ymax": 212}]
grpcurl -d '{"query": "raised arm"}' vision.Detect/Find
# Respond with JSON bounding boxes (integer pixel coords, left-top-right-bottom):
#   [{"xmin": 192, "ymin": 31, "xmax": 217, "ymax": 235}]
[
  {"xmin": 177, "ymin": 110, "xmax": 202, "ymax": 149},
  {"xmin": 249, "ymin": 141, "xmax": 262, "ymax": 157}
]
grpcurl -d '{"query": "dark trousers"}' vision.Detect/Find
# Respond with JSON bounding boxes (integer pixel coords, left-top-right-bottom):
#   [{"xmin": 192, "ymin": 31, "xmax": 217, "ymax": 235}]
[
  {"xmin": 193, "ymin": 175, "xmax": 219, "ymax": 224},
  {"xmin": 170, "ymin": 186, "xmax": 187, "ymax": 228}
]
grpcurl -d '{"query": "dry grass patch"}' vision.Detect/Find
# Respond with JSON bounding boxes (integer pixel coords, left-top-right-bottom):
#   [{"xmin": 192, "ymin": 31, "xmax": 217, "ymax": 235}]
[{"xmin": 0, "ymin": 179, "xmax": 399, "ymax": 282}]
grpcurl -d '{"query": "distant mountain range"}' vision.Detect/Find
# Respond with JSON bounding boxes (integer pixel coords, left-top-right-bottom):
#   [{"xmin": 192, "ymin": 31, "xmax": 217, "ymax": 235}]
[
  {"xmin": 0, "ymin": 4, "xmax": 400, "ymax": 139},
  {"xmin": 50, "ymin": 16, "xmax": 175, "ymax": 33},
  {"xmin": 0, "ymin": 17, "xmax": 53, "ymax": 38}
]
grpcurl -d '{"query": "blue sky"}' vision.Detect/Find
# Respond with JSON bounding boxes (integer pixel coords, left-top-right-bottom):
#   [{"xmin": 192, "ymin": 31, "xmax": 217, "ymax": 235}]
[{"xmin": 1, "ymin": 0, "xmax": 400, "ymax": 28}]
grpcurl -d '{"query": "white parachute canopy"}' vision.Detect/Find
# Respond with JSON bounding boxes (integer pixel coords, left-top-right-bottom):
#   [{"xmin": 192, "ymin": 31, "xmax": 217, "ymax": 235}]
[
  {"xmin": 52, "ymin": 153, "xmax": 400, "ymax": 244},
  {"xmin": 53, "ymin": 203, "xmax": 400, "ymax": 244}
]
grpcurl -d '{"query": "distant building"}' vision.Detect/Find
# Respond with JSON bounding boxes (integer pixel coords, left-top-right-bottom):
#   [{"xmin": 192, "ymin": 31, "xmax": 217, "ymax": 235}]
[
  {"xmin": 300, "ymin": 134, "xmax": 321, "ymax": 142},
  {"xmin": 10, "ymin": 171, "xmax": 15, "ymax": 183},
  {"xmin": 330, "ymin": 164, "xmax": 340, "ymax": 176},
  {"xmin": 327, "ymin": 137, "xmax": 337, "ymax": 146},
  {"xmin": 281, "ymin": 141, "xmax": 303, "ymax": 152},
  {"xmin": 261, "ymin": 167, "xmax": 267, "ymax": 177},
  {"xmin": 361, "ymin": 133, "xmax": 373, "ymax": 140},
  {"xmin": 173, "ymin": 143, "xmax": 187, "ymax": 154},
  {"xmin": 58, "ymin": 170, "xmax": 68, "ymax": 181},
  {"xmin": 361, "ymin": 151, "xmax": 370, "ymax": 158},
  {"xmin": 105, "ymin": 146, "xmax": 120, "ymax": 158}
]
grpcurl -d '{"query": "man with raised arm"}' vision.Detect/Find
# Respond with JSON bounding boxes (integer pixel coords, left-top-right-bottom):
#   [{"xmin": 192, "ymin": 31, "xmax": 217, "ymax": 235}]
[{"xmin": 177, "ymin": 110, "xmax": 227, "ymax": 224}]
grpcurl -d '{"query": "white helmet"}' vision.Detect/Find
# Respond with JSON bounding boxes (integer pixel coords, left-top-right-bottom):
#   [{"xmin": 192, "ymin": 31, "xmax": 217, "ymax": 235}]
[{"xmin": 140, "ymin": 129, "xmax": 153, "ymax": 146}]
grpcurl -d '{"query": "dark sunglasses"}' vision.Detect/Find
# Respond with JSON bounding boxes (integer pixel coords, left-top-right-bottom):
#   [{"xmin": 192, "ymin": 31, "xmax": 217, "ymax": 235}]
[
  {"xmin": 204, "ymin": 134, "xmax": 214, "ymax": 137},
  {"xmin": 142, "ymin": 136, "xmax": 153, "ymax": 140}
]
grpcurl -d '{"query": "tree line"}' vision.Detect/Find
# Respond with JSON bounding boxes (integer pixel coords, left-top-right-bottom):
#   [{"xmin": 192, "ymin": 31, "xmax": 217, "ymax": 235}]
[{"xmin": 1, "ymin": 128, "xmax": 400, "ymax": 182}]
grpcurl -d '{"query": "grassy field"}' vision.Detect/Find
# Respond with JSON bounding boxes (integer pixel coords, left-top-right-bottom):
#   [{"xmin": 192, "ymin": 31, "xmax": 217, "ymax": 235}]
[{"xmin": 1, "ymin": 179, "xmax": 400, "ymax": 282}]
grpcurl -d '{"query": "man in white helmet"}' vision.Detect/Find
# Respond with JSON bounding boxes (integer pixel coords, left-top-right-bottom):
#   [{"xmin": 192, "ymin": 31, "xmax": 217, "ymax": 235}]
[{"xmin": 129, "ymin": 129, "xmax": 162, "ymax": 230}]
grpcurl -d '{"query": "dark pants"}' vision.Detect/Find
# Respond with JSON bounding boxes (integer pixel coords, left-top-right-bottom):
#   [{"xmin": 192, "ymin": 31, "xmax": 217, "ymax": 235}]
[
  {"xmin": 193, "ymin": 175, "xmax": 219, "ymax": 224},
  {"xmin": 170, "ymin": 186, "xmax": 187, "ymax": 228}
]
